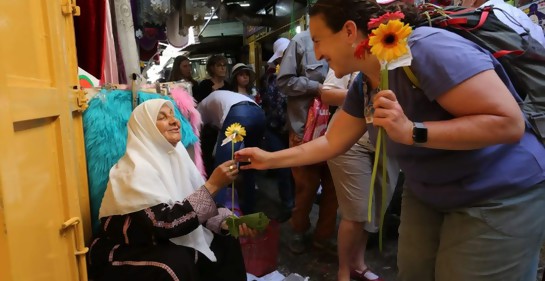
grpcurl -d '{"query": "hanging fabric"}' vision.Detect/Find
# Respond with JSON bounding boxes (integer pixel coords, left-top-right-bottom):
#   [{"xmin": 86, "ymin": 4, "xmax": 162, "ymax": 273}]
[
  {"xmin": 138, "ymin": 27, "xmax": 166, "ymax": 62},
  {"xmin": 113, "ymin": 0, "xmax": 141, "ymax": 83},
  {"xmin": 135, "ymin": 0, "xmax": 172, "ymax": 26},
  {"xmin": 108, "ymin": 0, "xmax": 128, "ymax": 84},
  {"xmin": 101, "ymin": 0, "xmax": 120, "ymax": 84},
  {"xmin": 74, "ymin": 0, "xmax": 107, "ymax": 79}
]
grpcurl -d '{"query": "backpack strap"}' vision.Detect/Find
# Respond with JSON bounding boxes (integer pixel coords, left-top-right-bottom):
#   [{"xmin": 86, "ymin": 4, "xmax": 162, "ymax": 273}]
[
  {"xmin": 493, "ymin": 50, "xmax": 524, "ymax": 59},
  {"xmin": 441, "ymin": 6, "xmax": 492, "ymax": 31},
  {"xmin": 402, "ymin": 66, "xmax": 421, "ymax": 89}
]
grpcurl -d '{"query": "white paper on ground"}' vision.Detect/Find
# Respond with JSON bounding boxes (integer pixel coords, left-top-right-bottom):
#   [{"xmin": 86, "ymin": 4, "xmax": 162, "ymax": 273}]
[
  {"xmin": 282, "ymin": 273, "xmax": 310, "ymax": 281},
  {"xmin": 246, "ymin": 271, "xmax": 286, "ymax": 281}
]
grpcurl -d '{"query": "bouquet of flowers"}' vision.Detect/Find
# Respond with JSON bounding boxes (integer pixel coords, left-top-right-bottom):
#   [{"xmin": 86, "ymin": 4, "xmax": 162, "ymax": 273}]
[{"xmin": 355, "ymin": 11, "xmax": 413, "ymax": 250}]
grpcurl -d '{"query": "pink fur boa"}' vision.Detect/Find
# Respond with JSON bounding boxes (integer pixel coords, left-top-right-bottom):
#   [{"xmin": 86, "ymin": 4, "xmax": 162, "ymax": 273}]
[{"xmin": 170, "ymin": 86, "xmax": 206, "ymax": 177}]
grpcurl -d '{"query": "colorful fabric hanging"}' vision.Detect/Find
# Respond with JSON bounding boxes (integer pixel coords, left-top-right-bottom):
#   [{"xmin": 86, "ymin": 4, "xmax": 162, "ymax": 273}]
[
  {"xmin": 101, "ymin": 0, "xmax": 120, "ymax": 84},
  {"xmin": 113, "ymin": 0, "xmax": 141, "ymax": 83},
  {"xmin": 74, "ymin": 0, "xmax": 107, "ymax": 79}
]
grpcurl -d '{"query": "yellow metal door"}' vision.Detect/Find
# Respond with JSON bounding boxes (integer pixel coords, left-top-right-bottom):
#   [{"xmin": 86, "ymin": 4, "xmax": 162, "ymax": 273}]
[{"xmin": 0, "ymin": 0, "xmax": 89, "ymax": 280}]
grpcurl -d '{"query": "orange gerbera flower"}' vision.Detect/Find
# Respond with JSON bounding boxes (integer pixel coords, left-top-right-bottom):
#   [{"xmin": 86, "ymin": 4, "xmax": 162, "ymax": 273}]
[{"xmin": 368, "ymin": 19, "xmax": 412, "ymax": 62}]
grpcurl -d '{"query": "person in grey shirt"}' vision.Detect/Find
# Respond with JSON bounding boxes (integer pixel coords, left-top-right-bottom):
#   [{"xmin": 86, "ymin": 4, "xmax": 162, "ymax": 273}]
[{"xmin": 276, "ymin": 30, "xmax": 338, "ymax": 254}]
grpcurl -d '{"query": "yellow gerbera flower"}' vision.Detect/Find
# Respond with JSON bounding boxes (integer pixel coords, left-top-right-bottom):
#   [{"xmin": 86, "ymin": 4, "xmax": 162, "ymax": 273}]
[
  {"xmin": 225, "ymin": 123, "xmax": 246, "ymax": 143},
  {"xmin": 368, "ymin": 19, "xmax": 412, "ymax": 63}
]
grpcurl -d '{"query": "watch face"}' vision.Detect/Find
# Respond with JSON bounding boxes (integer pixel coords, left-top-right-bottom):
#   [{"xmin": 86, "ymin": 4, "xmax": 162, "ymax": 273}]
[{"xmin": 413, "ymin": 123, "xmax": 428, "ymax": 143}]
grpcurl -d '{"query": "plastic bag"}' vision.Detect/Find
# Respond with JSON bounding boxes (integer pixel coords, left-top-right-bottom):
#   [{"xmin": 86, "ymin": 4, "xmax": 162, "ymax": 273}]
[{"xmin": 302, "ymin": 97, "xmax": 330, "ymax": 143}]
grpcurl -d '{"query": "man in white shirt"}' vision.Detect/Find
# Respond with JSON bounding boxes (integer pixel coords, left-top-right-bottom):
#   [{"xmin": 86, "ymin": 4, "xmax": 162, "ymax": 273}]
[{"xmin": 462, "ymin": 0, "xmax": 545, "ymax": 47}]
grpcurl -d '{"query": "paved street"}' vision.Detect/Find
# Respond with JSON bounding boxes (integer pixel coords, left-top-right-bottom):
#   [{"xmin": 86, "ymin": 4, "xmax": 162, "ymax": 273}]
[
  {"xmin": 252, "ymin": 171, "xmax": 545, "ymax": 281},
  {"xmin": 253, "ymin": 171, "xmax": 399, "ymax": 281}
]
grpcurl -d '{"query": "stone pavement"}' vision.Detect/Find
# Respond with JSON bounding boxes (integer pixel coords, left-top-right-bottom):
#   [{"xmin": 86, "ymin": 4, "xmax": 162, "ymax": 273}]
[
  {"xmin": 252, "ymin": 171, "xmax": 545, "ymax": 281},
  {"xmin": 253, "ymin": 171, "xmax": 399, "ymax": 281}
]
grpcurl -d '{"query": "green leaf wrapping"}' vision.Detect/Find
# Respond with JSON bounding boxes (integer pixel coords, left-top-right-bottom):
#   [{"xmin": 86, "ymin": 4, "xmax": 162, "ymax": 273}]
[{"xmin": 226, "ymin": 212, "xmax": 270, "ymax": 238}]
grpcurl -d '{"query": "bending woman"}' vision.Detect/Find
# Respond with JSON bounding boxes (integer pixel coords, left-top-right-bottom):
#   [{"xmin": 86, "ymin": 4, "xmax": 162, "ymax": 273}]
[
  {"xmin": 88, "ymin": 99, "xmax": 255, "ymax": 281},
  {"xmin": 236, "ymin": 0, "xmax": 545, "ymax": 280}
]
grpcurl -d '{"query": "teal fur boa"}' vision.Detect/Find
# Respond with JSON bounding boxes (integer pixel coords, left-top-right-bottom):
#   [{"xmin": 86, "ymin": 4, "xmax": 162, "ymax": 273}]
[{"xmin": 84, "ymin": 89, "xmax": 198, "ymax": 232}]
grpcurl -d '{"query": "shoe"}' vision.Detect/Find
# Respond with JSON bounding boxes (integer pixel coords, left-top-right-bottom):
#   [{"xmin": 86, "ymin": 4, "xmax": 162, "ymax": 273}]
[
  {"xmin": 288, "ymin": 234, "xmax": 307, "ymax": 254},
  {"xmin": 350, "ymin": 268, "xmax": 383, "ymax": 281},
  {"xmin": 312, "ymin": 239, "xmax": 337, "ymax": 256}
]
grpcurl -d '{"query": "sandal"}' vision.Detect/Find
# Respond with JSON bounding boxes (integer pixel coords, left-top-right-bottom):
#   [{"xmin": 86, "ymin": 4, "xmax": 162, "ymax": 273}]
[{"xmin": 350, "ymin": 268, "xmax": 384, "ymax": 281}]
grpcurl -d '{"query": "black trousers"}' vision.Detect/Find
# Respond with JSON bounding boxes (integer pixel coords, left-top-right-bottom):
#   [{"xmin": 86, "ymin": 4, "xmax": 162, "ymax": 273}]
[{"xmin": 91, "ymin": 234, "xmax": 246, "ymax": 281}]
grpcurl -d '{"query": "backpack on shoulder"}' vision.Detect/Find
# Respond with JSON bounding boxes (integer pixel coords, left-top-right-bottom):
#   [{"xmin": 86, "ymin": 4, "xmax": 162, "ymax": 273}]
[{"xmin": 403, "ymin": 4, "xmax": 545, "ymax": 144}]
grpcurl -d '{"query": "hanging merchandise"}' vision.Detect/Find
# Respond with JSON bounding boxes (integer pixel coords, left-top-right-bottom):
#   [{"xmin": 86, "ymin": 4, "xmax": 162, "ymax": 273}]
[
  {"xmin": 79, "ymin": 67, "xmax": 100, "ymax": 88},
  {"xmin": 135, "ymin": 0, "xmax": 172, "ymax": 26},
  {"xmin": 102, "ymin": 0, "xmax": 120, "ymax": 84},
  {"xmin": 83, "ymin": 89, "xmax": 199, "ymax": 232},
  {"xmin": 74, "ymin": 0, "xmax": 107, "ymax": 80},
  {"xmin": 520, "ymin": 0, "xmax": 545, "ymax": 30},
  {"xmin": 137, "ymin": 26, "xmax": 167, "ymax": 62},
  {"xmin": 170, "ymin": 85, "xmax": 206, "ymax": 177},
  {"xmin": 113, "ymin": 0, "xmax": 141, "ymax": 83}
]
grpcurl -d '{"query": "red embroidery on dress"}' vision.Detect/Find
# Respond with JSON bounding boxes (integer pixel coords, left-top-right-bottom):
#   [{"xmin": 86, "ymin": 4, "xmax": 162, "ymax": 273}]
[
  {"xmin": 109, "ymin": 244, "xmax": 120, "ymax": 262},
  {"xmin": 88, "ymin": 238, "xmax": 100, "ymax": 265},
  {"xmin": 145, "ymin": 207, "xmax": 197, "ymax": 229},
  {"xmin": 112, "ymin": 261, "xmax": 180, "ymax": 281},
  {"xmin": 123, "ymin": 216, "xmax": 132, "ymax": 244},
  {"xmin": 103, "ymin": 217, "xmax": 112, "ymax": 232}
]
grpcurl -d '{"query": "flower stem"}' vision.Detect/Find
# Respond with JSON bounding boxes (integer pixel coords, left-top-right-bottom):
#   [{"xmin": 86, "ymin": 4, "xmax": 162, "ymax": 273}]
[
  {"xmin": 368, "ymin": 63, "xmax": 389, "ymax": 252},
  {"xmin": 380, "ymin": 67, "xmax": 389, "ymax": 91},
  {"xmin": 231, "ymin": 140, "xmax": 235, "ymax": 214},
  {"xmin": 379, "ymin": 128, "xmax": 388, "ymax": 252},
  {"xmin": 368, "ymin": 129, "xmax": 382, "ymax": 223}
]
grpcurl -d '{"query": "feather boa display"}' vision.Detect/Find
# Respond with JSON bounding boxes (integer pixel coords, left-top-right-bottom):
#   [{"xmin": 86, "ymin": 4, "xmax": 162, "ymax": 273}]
[
  {"xmin": 83, "ymin": 89, "xmax": 198, "ymax": 232},
  {"xmin": 170, "ymin": 86, "xmax": 205, "ymax": 178}
]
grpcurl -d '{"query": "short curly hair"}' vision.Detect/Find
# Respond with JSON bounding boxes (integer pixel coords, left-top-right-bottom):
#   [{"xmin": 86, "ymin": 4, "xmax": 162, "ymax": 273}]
[
  {"xmin": 205, "ymin": 54, "xmax": 227, "ymax": 77},
  {"xmin": 309, "ymin": 0, "xmax": 421, "ymax": 36}
]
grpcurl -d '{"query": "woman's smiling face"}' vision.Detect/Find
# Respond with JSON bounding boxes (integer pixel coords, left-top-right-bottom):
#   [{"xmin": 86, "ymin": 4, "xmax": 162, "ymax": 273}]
[{"xmin": 156, "ymin": 104, "xmax": 181, "ymax": 146}]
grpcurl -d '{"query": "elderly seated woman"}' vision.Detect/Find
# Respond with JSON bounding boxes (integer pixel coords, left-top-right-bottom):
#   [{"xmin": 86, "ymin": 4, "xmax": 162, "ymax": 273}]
[{"xmin": 87, "ymin": 99, "xmax": 256, "ymax": 281}]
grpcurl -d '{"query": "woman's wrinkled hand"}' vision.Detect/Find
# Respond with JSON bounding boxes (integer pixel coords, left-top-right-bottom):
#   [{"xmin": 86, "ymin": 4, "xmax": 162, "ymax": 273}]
[
  {"xmin": 234, "ymin": 147, "xmax": 272, "ymax": 170},
  {"xmin": 205, "ymin": 160, "xmax": 238, "ymax": 195},
  {"xmin": 220, "ymin": 221, "xmax": 259, "ymax": 238},
  {"xmin": 372, "ymin": 90, "xmax": 413, "ymax": 145},
  {"xmin": 238, "ymin": 223, "xmax": 259, "ymax": 238}
]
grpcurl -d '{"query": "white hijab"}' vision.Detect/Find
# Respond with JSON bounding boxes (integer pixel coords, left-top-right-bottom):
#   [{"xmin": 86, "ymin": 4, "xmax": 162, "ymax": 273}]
[{"xmin": 99, "ymin": 99, "xmax": 216, "ymax": 261}]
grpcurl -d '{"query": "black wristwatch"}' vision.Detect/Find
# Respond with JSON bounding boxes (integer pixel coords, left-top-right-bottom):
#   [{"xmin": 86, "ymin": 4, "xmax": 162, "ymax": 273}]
[{"xmin": 412, "ymin": 122, "xmax": 428, "ymax": 146}]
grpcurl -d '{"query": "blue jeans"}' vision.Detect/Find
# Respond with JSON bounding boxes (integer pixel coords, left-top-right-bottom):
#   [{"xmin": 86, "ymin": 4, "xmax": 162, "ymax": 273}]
[
  {"xmin": 262, "ymin": 128, "xmax": 294, "ymax": 209},
  {"xmin": 214, "ymin": 103, "xmax": 265, "ymax": 214}
]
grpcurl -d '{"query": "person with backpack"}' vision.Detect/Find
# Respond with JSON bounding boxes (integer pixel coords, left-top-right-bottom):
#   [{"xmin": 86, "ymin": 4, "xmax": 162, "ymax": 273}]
[
  {"xmin": 461, "ymin": 0, "xmax": 545, "ymax": 47},
  {"xmin": 276, "ymin": 30, "xmax": 338, "ymax": 255},
  {"xmin": 260, "ymin": 37, "xmax": 295, "ymax": 221},
  {"xmin": 234, "ymin": 0, "xmax": 545, "ymax": 280}
]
